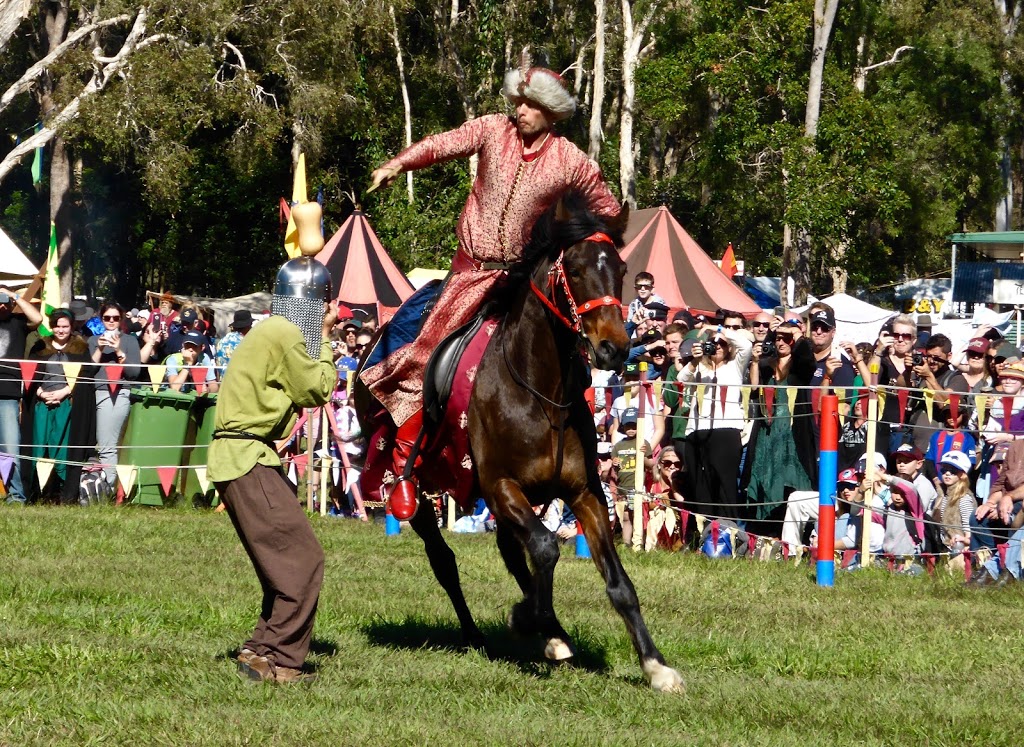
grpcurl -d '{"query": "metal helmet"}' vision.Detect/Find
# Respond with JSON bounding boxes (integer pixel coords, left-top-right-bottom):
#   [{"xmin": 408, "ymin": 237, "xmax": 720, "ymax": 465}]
[{"xmin": 271, "ymin": 256, "xmax": 332, "ymax": 357}]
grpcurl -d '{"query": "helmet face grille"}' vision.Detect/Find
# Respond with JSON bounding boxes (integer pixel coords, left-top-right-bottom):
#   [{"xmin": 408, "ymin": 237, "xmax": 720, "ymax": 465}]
[{"xmin": 272, "ymin": 295, "xmax": 325, "ymax": 357}]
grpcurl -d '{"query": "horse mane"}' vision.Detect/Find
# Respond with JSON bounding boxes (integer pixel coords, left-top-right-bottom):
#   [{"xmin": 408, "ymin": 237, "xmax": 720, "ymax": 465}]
[{"xmin": 482, "ymin": 191, "xmax": 623, "ymax": 317}]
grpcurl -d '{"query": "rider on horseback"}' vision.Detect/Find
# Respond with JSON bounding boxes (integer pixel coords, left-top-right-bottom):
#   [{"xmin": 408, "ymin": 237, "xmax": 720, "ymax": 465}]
[{"xmin": 364, "ymin": 54, "xmax": 622, "ymax": 520}]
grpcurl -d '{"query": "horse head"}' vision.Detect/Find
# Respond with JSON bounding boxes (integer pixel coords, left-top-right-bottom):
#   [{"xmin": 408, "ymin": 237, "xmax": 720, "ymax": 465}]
[{"xmin": 535, "ymin": 198, "xmax": 631, "ymax": 371}]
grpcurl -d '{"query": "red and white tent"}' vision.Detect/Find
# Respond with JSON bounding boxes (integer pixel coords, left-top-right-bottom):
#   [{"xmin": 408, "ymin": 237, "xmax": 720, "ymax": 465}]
[
  {"xmin": 620, "ymin": 206, "xmax": 761, "ymax": 317},
  {"xmin": 316, "ymin": 210, "xmax": 415, "ymax": 320}
]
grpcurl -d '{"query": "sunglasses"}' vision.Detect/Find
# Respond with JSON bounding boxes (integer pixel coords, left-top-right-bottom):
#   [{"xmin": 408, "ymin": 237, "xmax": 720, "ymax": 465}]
[
  {"xmin": 635, "ymin": 284, "xmax": 653, "ymax": 290},
  {"xmin": 939, "ymin": 466, "xmax": 964, "ymax": 475},
  {"xmin": 927, "ymin": 355, "xmax": 948, "ymax": 365},
  {"xmin": 661, "ymin": 460, "xmax": 681, "ymax": 468},
  {"xmin": 966, "ymin": 351, "xmax": 985, "ymax": 359},
  {"xmin": 776, "ymin": 334, "xmax": 795, "ymax": 344},
  {"xmin": 892, "ymin": 332, "xmax": 914, "ymax": 341},
  {"xmin": 723, "ymin": 324, "xmax": 743, "ymax": 330},
  {"xmin": 810, "ymin": 323, "xmax": 832, "ymax": 333},
  {"xmin": 102, "ymin": 315, "xmax": 121, "ymax": 322},
  {"xmin": 752, "ymin": 321, "xmax": 770, "ymax": 328}
]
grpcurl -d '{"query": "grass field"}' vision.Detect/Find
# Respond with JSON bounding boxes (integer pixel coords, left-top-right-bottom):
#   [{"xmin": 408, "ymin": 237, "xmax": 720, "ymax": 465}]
[{"xmin": 2, "ymin": 505, "xmax": 1024, "ymax": 746}]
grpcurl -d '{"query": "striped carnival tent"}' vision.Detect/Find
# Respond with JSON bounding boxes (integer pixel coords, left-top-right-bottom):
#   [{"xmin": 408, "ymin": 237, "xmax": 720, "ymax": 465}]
[
  {"xmin": 620, "ymin": 206, "xmax": 761, "ymax": 318},
  {"xmin": 316, "ymin": 209, "xmax": 415, "ymax": 319}
]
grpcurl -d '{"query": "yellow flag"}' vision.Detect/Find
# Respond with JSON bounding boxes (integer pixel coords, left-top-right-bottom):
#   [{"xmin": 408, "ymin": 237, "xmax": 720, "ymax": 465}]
[
  {"xmin": 148, "ymin": 364, "xmax": 166, "ymax": 393},
  {"xmin": 62, "ymin": 362, "xmax": 81, "ymax": 390},
  {"xmin": 786, "ymin": 385, "xmax": 798, "ymax": 424},
  {"xmin": 923, "ymin": 388, "xmax": 934, "ymax": 423},
  {"xmin": 740, "ymin": 385, "xmax": 751, "ymax": 421},
  {"xmin": 116, "ymin": 464, "xmax": 137, "ymax": 493},
  {"xmin": 36, "ymin": 458, "xmax": 55, "ymax": 488},
  {"xmin": 975, "ymin": 394, "xmax": 987, "ymax": 431},
  {"xmin": 283, "ymin": 153, "xmax": 308, "ymax": 259}
]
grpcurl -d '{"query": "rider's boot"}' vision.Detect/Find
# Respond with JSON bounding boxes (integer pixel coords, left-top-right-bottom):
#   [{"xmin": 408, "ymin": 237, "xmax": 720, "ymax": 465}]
[{"xmin": 387, "ymin": 409, "xmax": 423, "ymax": 521}]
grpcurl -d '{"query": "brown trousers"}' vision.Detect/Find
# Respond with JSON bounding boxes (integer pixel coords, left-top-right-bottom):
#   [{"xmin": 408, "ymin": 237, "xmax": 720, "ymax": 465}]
[{"xmin": 217, "ymin": 464, "xmax": 325, "ymax": 669}]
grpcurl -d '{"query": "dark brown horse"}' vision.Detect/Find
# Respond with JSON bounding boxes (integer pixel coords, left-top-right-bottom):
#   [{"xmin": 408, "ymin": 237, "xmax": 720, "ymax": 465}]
[{"xmin": 358, "ymin": 194, "xmax": 683, "ymax": 693}]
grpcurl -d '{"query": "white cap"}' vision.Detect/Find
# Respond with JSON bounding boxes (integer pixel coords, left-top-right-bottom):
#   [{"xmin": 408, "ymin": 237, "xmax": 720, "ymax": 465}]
[
  {"xmin": 939, "ymin": 450, "xmax": 972, "ymax": 474},
  {"xmin": 856, "ymin": 451, "xmax": 887, "ymax": 474}
]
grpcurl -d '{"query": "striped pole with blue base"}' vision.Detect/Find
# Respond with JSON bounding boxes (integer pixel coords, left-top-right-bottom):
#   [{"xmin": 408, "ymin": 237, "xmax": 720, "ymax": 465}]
[
  {"xmin": 575, "ymin": 525, "xmax": 591, "ymax": 559},
  {"xmin": 385, "ymin": 508, "xmax": 401, "ymax": 536},
  {"xmin": 816, "ymin": 394, "xmax": 839, "ymax": 587}
]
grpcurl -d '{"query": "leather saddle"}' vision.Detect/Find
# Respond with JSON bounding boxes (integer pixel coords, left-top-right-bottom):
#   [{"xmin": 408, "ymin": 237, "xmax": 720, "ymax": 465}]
[{"xmin": 422, "ymin": 314, "xmax": 485, "ymax": 428}]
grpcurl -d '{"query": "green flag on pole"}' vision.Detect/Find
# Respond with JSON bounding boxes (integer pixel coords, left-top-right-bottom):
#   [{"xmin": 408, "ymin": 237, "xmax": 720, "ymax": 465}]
[
  {"xmin": 30, "ymin": 123, "xmax": 43, "ymax": 185},
  {"xmin": 39, "ymin": 222, "xmax": 61, "ymax": 337}
]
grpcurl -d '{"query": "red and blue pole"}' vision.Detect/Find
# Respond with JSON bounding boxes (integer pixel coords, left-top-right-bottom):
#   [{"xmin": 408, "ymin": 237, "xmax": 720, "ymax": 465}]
[{"xmin": 816, "ymin": 394, "xmax": 839, "ymax": 587}]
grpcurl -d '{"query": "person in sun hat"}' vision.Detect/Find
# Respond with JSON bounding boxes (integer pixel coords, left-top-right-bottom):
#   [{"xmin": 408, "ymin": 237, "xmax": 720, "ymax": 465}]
[
  {"xmin": 362, "ymin": 49, "xmax": 621, "ymax": 521},
  {"xmin": 215, "ymin": 309, "xmax": 256, "ymax": 375}
]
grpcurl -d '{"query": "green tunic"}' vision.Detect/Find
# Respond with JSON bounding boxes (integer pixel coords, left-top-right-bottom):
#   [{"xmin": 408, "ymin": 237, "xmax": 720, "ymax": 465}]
[
  {"xmin": 746, "ymin": 376, "xmax": 813, "ymax": 520},
  {"xmin": 207, "ymin": 315, "xmax": 336, "ymax": 483}
]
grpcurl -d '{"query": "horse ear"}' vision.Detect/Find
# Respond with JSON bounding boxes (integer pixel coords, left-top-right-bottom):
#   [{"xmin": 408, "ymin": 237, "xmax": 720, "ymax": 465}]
[{"xmin": 605, "ymin": 201, "xmax": 630, "ymax": 239}]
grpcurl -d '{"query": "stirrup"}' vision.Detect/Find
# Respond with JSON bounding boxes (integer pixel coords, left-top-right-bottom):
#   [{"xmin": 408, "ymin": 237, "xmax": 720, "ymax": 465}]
[{"xmin": 388, "ymin": 476, "xmax": 419, "ymax": 521}]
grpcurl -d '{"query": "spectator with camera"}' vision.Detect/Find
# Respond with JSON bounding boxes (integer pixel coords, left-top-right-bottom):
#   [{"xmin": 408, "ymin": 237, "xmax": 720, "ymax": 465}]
[
  {"xmin": 905, "ymin": 334, "xmax": 969, "ymax": 454},
  {"xmin": 677, "ymin": 322, "xmax": 752, "ymax": 522},
  {"xmin": 626, "ymin": 272, "xmax": 666, "ymax": 326},
  {"xmin": 746, "ymin": 313, "xmax": 818, "ymax": 535},
  {"xmin": 0, "ymin": 287, "xmax": 42, "ymax": 504},
  {"xmin": 805, "ymin": 305, "xmax": 856, "ymax": 415},
  {"xmin": 89, "ymin": 302, "xmax": 161, "ymax": 490},
  {"xmin": 661, "ymin": 323, "xmax": 693, "ymax": 456},
  {"xmin": 870, "ymin": 314, "xmax": 917, "ymax": 453}
]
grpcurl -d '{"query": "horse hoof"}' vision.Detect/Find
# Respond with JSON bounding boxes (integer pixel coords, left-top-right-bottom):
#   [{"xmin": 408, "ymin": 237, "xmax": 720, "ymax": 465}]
[
  {"xmin": 544, "ymin": 638, "xmax": 574, "ymax": 662},
  {"xmin": 388, "ymin": 479, "xmax": 418, "ymax": 521},
  {"xmin": 643, "ymin": 658, "xmax": 685, "ymax": 694}
]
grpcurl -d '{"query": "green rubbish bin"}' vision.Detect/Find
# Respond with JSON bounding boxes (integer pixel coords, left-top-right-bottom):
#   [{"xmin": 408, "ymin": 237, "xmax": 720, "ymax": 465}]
[
  {"xmin": 120, "ymin": 389, "xmax": 195, "ymax": 506},
  {"xmin": 181, "ymin": 393, "xmax": 218, "ymax": 507}
]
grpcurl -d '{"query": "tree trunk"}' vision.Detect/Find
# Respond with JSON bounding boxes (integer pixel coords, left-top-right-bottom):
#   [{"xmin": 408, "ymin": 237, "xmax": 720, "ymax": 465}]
[
  {"xmin": 42, "ymin": 0, "xmax": 73, "ymax": 303},
  {"xmin": 0, "ymin": 0, "xmax": 30, "ymax": 54},
  {"xmin": 782, "ymin": 0, "xmax": 839, "ymax": 304},
  {"xmin": 588, "ymin": 0, "xmax": 607, "ymax": 161},
  {"xmin": 389, "ymin": 5, "xmax": 414, "ymax": 203}
]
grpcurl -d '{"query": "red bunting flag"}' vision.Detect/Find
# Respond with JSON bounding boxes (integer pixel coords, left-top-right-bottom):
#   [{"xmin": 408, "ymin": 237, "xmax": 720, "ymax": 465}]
[
  {"xmin": 584, "ymin": 386, "xmax": 595, "ymax": 415},
  {"xmin": 764, "ymin": 386, "xmax": 775, "ymax": 425},
  {"xmin": 157, "ymin": 466, "xmax": 177, "ymax": 498},
  {"xmin": 897, "ymin": 388, "xmax": 910, "ymax": 425},
  {"xmin": 1003, "ymin": 396, "xmax": 1014, "ymax": 432},
  {"xmin": 190, "ymin": 366, "xmax": 209, "ymax": 394},
  {"xmin": 719, "ymin": 384, "xmax": 728, "ymax": 413},
  {"xmin": 105, "ymin": 364, "xmax": 123, "ymax": 396},
  {"xmin": 948, "ymin": 393, "xmax": 960, "ymax": 425},
  {"xmin": 19, "ymin": 360, "xmax": 37, "ymax": 387}
]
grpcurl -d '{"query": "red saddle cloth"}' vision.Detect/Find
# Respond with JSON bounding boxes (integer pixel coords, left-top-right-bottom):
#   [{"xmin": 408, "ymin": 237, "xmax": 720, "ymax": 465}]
[{"xmin": 361, "ymin": 319, "xmax": 498, "ymax": 511}]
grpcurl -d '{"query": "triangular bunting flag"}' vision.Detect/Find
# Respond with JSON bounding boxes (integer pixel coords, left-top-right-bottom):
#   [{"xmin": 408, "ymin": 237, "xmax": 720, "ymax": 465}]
[
  {"xmin": 719, "ymin": 384, "xmax": 728, "ymax": 413},
  {"xmin": 0, "ymin": 453, "xmax": 13, "ymax": 485},
  {"xmin": 810, "ymin": 387, "xmax": 822, "ymax": 419},
  {"xmin": 190, "ymin": 366, "xmax": 209, "ymax": 393},
  {"xmin": 148, "ymin": 364, "xmax": 166, "ymax": 392},
  {"xmin": 975, "ymin": 394, "xmax": 987, "ymax": 431},
  {"xmin": 1003, "ymin": 396, "xmax": 1014, "ymax": 432},
  {"xmin": 833, "ymin": 388, "xmax": 845, "ymax": 407},
  {"xmin": 896, "ymin": 388, "xmax": 909, "ymax": 425},
  {"xmin": 740, "ymin": 386, "xmax": 751, "ymax": 421},
  {"xmin": 157, "ymin": 466, "xmax": 177, "ymax": 498},
  {"xmin": 105, "ymin": 364, "xmax": 123, "ymax": 396},
  {"xmin": 948, "ymin": 394, "xmax": 960, "ymax": 425},
  {"xmin": 653, "ymin": 380, "xmax": 662, "ymax": 402},
  {"xmin": 62, "ymin": 361, "xmax": 81, "ymax": 390},
  {"xmin": 922, "ymin": 388, "xmax": 934, "ymax": 422},
  {"xmin": 194, "ymin": 466, "xmax": 210, "ymax": 493},
  {"xmin": 287, "ymin": 460, "xmax": 298, "ymax": 485},
  {"xmin": 332, "ymin": 464, "xmax": 341, "ymax": 487},
  {"xmin": 786, "ymin": 385, "xmax": 798, "ymax": 424},
  {"xmin": 624, "ymin": 388, "xmax": 632, "ymax": 407},
  {"xmin": 116, "ymin": 464, "xmax": 137, "ymax": 494},
  {"xmin": 19, "ymin": 360, "xmax": 38, "ymax": 387},
  {"xmin": 764, "ymin": 386, "xmax": 775, "ymax": 425},
  {"xmin": 695, "ymin": 384, "xmax": 706, "ymax": 413},
  {"xmin": 878, "ymin": 388, "xmax": 887, "ymax": 417},
  {"xmin": 36, "ymin": 458, "xmax": 55, "ymax": 489}
]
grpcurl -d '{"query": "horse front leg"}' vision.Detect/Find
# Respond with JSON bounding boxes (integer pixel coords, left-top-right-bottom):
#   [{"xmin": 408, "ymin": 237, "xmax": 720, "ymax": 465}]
[
  {"xmin": 489, "ymin": 478, "xmax": 574, "ymax": 662},
  {"xmin": 407, "ymin": 501, "xmax": 488, "ymax": 653},
  {"xmin": 570, "ymin": 492, "xmax": 685, "ymax": 694}
]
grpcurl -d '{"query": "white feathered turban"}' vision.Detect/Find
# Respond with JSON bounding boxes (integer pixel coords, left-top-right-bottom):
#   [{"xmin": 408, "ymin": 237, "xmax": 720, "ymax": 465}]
[{"xmin": 502, "ymin": 66, "xmax": 577, "ymax": 121}]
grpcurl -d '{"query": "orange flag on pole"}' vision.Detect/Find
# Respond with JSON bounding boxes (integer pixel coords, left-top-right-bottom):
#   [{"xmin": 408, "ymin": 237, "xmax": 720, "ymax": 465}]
[{"xmin": 721, "ymin": 243, "xmax": 738, "ymax": 280}]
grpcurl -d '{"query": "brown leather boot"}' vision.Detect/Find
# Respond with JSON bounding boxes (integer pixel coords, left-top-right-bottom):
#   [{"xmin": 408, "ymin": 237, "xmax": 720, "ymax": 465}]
[{"xmin": 237, "ymin": 655, "xmax": 317, "ymax": 684}]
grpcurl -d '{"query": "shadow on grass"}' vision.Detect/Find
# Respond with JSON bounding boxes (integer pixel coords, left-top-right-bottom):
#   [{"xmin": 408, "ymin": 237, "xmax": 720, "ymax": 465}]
[{"xmin": 360, "ymin": 616, "xmax": 611, "ymax": 678}]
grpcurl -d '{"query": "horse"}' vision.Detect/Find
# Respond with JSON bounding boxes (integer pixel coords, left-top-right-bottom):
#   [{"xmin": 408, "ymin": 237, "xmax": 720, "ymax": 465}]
[{"xmin": 356, "ymin": 193, "xmax": 684, "ymax": 693}]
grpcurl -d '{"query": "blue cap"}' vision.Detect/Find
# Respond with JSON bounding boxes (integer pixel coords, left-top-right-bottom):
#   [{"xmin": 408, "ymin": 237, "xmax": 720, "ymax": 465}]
[{"xmin": 182, "ymin": 330, "xmax": 205, "ymax": 348}]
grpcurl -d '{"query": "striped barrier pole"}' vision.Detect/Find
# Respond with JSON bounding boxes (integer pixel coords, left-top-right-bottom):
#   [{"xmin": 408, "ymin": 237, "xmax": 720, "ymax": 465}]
[
  {"xmin": 816, "ymin": 393, "xmax": 839, "ymax": 587},
  {"xmin": 575, "ymin": 523, "xmax": 591, "ymax": 559},
  {"xmin": 385, "ymin": 506, "xmax": 401, "ymax": 536}
]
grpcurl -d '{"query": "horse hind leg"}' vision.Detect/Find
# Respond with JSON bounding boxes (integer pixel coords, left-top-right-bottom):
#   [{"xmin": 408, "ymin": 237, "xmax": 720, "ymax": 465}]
[
  {"xmin": 408, "ymin": 501, "xmax": 488, "ymax": 653},
  {"xmin": 490, "ymin": 481, "xmax": 574, "ymax": 662},
  {"xmin": 570, "ymin": 493, "xmax": 685, "ymax": 694}
]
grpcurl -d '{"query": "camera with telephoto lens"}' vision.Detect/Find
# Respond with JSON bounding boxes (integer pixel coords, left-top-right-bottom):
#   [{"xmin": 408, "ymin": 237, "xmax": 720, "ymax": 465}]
[
  {"xmin": 701, "ymin": 339, "xmax": 717, "ymax": 356},
  {"xmin": 761, "ymin": 340, "xmax": 776, "ymax": 358},
  {"xmin": 912, "ymin": 351, "xmax": 924, "ymax": 367}
]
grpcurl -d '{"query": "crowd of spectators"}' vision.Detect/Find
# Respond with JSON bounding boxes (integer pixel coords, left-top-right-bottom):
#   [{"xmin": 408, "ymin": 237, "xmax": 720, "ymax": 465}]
[
  {"xmin": 585, "ymin": 272, "xmax": 1024, "ymax": 584},
  {"xmin": 0, "ymin": 288, "xmax": 371, "ymax": 511}
]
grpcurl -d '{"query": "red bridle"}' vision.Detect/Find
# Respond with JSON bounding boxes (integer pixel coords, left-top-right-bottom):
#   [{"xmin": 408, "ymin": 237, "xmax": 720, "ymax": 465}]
[{"xmin": 529, "ymin": 232, "xmax": 622, "ymax": 334}]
